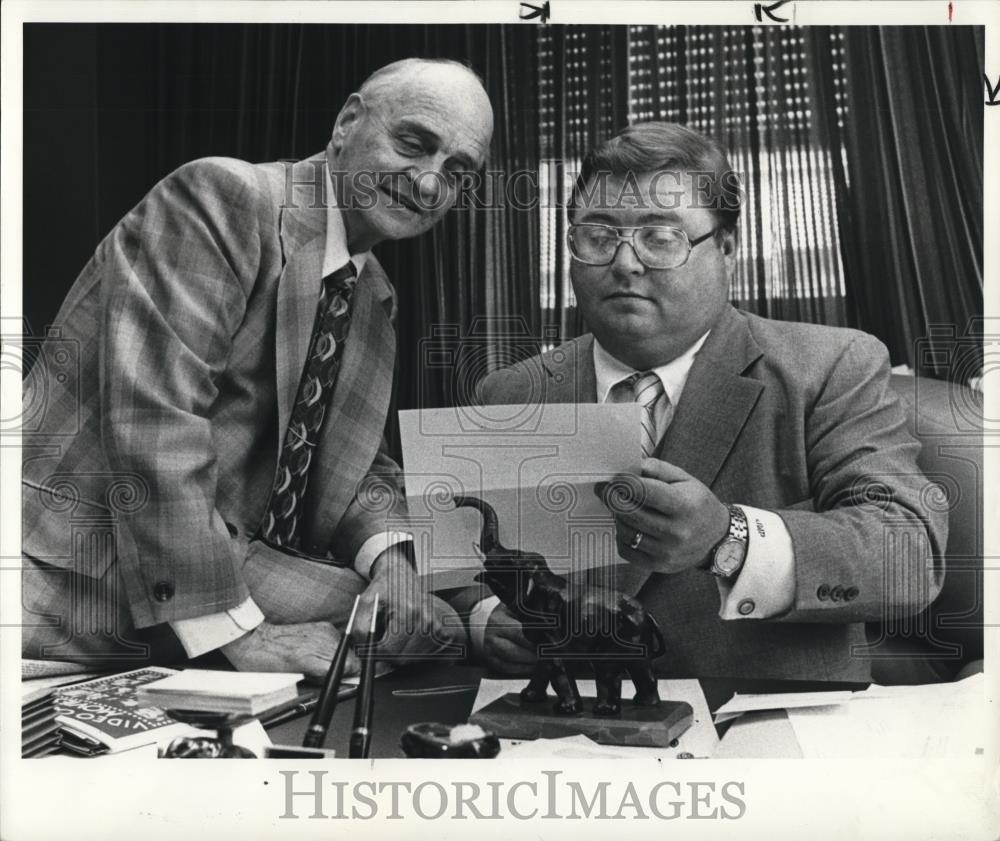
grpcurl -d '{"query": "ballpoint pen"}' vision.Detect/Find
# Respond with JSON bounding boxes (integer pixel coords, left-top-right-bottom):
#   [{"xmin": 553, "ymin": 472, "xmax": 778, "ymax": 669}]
[
  {"xmin": 260, "ymin": 693, "xmax": 318, "ymax": 730},
  {"xmin": 302, "ymin": 595, "xmax": 361, "ymax": 749},
  {"xmin": 348, "ymin": 593, "xmax": 379, "ymax": 759}
]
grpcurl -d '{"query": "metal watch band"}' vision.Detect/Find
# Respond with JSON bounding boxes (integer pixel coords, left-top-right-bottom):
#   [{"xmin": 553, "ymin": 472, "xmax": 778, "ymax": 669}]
[{"xmin": 726, "ymin": 504, "xmax": 749, "ymax": 544}]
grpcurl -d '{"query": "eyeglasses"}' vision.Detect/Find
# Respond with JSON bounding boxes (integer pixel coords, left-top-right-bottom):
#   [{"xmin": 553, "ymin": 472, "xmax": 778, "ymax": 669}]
[{"xmin": 567, "ymin": 223, "xmax": 721, "ymax": 269}]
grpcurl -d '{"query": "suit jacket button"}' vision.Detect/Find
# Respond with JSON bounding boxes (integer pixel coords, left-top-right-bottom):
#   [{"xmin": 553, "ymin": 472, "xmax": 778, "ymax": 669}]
[
  {"xmin": 153, "ymin": 581, "xmax": 175, "ymax": 602},
  {"xmin": 737, "ymin": 598, "xmax": 755, "ymax": 616},
  {"xmin": 845, "ymin": 586, "xmax": 859, "ymax": 601},
  {"xmin": 225, "ymin": 522, "xmax": 239, "ymax": 538},
  {"xmin": 830, "ymin": 586, "xmax": 844, "ymax": 602},
  {"xmin": 816, "ymin": 584, "xmax": 830, "ymax": 601}
]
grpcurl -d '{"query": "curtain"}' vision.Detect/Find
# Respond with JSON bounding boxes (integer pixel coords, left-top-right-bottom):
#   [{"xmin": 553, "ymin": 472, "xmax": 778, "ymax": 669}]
[
  {"xmin": 813, "ymin": 27, "xmax": 984, "ymax": 377},
  {"xmin": 387, "ymin": 25, "xmax": 543, "ymax": 419},
  {"xmin": 628, "ymin": 25, "xmax": 849, "ymax": 327},
  {"xmin": 537, "ymin": 26, "xmax": 630, "ymax": 344}
]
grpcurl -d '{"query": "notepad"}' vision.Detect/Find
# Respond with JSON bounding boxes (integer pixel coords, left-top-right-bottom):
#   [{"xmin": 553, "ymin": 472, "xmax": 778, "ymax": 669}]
[{"xmin": 136, "ymin": 670, "xmax": 303, "ymax": 716}]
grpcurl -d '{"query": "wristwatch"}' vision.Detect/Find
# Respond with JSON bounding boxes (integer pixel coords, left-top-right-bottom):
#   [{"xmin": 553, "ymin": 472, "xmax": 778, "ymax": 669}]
[{"xmin": 704, "ymin": 504, "xmax": 749, "ymax": 578}]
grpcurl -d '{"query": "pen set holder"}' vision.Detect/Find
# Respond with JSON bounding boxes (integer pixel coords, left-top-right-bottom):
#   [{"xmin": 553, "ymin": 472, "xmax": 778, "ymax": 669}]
[{"xmin": 265, "ymin": 593, "xmax": 379, "ymax": 760}]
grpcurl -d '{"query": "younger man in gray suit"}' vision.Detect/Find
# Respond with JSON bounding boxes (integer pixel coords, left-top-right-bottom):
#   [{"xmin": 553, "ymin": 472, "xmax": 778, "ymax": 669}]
[{"xmin": 460, "ymin": 122, "xmax": 947, "ymax": 681}]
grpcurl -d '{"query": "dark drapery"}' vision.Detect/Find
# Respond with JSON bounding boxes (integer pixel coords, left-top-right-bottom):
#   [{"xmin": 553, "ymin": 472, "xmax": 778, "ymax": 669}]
[{"xmin": 812, "ymin": 26, "xmax": 984, "ymax": 375}]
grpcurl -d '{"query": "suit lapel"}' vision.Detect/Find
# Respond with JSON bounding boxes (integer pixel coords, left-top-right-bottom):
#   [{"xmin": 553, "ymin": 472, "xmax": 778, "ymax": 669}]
[
  {"xmin": 630, "ymin": 307, "xmax": 764, "ymax": 597},
  {"xmin": 657, "ymin": 306, "xmax": 764, "ymax": 488},
  {"xmin": 274, "ymin": 157, "xmax": 328, "ymax": 448},
  {"xmin": 545, "ymin": 312, "xmax": 765, "ymax": 491},
  {"xmin": 539, "ymin": 335, "xmax": 597, "ymax": 404}
]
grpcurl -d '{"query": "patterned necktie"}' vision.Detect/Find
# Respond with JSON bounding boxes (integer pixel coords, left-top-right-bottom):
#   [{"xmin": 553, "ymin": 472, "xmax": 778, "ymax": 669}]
[
  {"xmin": 261, "ymin": 261, "xmax": 359, "ymax": 548},
  {"xmin": 630, "ymin": 371, "xmax": 668, "ymax": 459}
]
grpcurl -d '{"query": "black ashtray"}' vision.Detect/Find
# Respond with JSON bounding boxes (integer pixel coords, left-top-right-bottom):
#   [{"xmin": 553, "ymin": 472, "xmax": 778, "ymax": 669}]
[{"xmin": 400, "ymin": 722, "xmax": 501, "ymax": 758}]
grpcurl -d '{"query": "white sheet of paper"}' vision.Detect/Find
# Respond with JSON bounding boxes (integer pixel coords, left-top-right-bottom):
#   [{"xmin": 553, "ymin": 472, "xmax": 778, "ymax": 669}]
[
  {"xmin": 472, "ymin": 678, "xmax": 719, "ymax": 759},
  {"xmin": 399, "ymin": 403, "xmax": 641, "ymax": 583},
  {"xmin": 787, "ymin": 673, "xmax": 987, "ymax": 759},
  {"xmin": 712, "ymin": 689, "xmax": 854, "ymax": 723},
  {"xmin": 501, "ymin": 734, "xmax": 668, "ymax": 760}
]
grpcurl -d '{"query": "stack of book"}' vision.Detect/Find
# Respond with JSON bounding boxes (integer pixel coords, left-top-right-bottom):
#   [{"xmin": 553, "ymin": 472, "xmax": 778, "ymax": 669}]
[
  {"xmin": 136, "ymin": 670, "xmax": 303, "ymax": 716},
  {"xmin": 22, "ymin": 684, "xmax": 61, "ymax": 758},
  {"xmin": 53, "ymin": 667, "xmax": 193, "ymax": 755}
]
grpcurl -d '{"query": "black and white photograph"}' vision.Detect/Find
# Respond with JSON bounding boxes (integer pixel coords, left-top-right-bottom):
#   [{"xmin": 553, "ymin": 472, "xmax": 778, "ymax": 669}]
[{"xmin": 1, "ymin": 1, "xmax": 997, "ymax": 839}]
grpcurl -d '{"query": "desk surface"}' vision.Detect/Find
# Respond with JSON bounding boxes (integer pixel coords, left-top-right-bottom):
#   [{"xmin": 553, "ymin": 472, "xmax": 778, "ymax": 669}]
[{"xmin": 266, "ymin": 660, "xmax": 866, "ymax": 758}]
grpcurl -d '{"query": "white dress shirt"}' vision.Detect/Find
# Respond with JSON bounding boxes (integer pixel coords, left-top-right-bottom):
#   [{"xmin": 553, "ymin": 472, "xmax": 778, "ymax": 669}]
[
  {"xmin": 467, "ymin": 333, "xmax": 796, "ymax": 654},
  {"xmin": 171, "ymin": 164, "xmax": 411, "ymax": 658}
]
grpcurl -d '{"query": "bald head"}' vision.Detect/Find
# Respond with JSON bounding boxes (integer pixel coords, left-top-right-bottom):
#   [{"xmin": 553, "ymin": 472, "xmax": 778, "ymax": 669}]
[{"xmin": 359, "ymin": 58, "xmax": 485, "ymax": 107}]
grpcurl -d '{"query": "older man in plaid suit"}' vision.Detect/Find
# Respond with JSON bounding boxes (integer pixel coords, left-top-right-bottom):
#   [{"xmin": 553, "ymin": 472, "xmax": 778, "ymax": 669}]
[{"xmin": 22, "ymin": 59, "xmax": 494, "ymax": 679}]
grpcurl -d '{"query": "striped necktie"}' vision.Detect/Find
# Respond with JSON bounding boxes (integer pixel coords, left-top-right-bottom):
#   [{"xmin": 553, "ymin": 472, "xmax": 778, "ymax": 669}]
[
  {"xmin": 630, "ymin": 371, "xmax": 667, "ymax": 459},
  {"xmin": 261, "ymin": 260, "xmax": 358, "ymax": 549}
]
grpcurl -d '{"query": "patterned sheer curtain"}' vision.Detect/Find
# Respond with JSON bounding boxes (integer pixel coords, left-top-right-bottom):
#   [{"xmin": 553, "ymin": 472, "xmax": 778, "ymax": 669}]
[
  {"xmin": 537, "ymin": 26, "xmax": 629, "ymax": 345},
  {"xmin": 626, "ymin": 25, "xmax": 849, "ymax": 326}
]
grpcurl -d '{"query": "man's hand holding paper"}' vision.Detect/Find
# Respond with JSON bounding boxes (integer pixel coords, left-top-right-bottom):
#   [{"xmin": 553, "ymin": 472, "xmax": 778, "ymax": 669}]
[{"xmin": 600, "ymin": 458, "xmax": 731, "ymax": 574}]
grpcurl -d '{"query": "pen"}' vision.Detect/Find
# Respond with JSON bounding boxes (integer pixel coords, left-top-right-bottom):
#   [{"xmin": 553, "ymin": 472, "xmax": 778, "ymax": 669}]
[
  {"xmin": 302, "ymin": 596, "xmax": 361, "ymax": 749},
  {"xmin": 348, "ymin": 593, "xmax": 379, "ymax": 759},
  {"xmin": 260, "ymin": 691, "xmax": 319, "ymax": 729}
]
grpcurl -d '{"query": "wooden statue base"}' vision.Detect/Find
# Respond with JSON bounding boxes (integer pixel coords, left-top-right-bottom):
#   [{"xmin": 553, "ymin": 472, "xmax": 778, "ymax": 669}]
[{"xmin": 470, "ymin": 693, "xmax": 694, "ymax": 748}]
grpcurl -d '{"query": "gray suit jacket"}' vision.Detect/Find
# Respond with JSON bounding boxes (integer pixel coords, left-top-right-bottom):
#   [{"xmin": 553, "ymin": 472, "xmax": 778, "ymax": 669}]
[
  {"xmin": 473, "ymin": 306, "xmax": 948, "ymax": 681},
  {"xmin": 23, "ymin": 155, "xmax": 406, "ymax": 641}
]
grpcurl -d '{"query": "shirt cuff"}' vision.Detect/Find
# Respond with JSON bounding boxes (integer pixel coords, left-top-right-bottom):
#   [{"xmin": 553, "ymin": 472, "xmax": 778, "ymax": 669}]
[
  {"xmin": 170, "ymin": 597, "xmax": 265, "ymax": 659},
  {"xmin": 355, "ymin": 531, "xmax": 414, "ymax": 580},
  {"xmin": 716, "ymin": 505, "xmax": 795, "ymax": 620},
  {"xmin": 467, "ymin": 596, "xmax": 502, "ymax": 656}
]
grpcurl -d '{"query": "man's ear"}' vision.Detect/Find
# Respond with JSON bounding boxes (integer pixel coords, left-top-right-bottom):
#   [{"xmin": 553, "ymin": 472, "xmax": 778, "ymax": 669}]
[
  {"xmin": 330, "ymin": 93, "xmax": 366, "ymax": 156},
  {"xmin": 719, "ymin": 227, "xmax": 738, "ymax": 274}
]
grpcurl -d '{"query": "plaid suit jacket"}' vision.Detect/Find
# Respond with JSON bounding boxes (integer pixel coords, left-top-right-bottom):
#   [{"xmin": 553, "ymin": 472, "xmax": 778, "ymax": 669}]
[
  {"xmin": 23, "ymin": 155, "xmax": 406, "ymax": 630},
  {"xmin": 466, "ymin": 306, "xmax": 948, "ymax": 681}
]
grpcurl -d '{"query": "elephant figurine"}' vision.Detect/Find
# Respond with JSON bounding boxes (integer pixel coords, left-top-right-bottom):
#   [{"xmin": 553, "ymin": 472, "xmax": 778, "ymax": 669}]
[{"xmin": 454, "ymin": 495, "xmax": 665, "ymax": 717}]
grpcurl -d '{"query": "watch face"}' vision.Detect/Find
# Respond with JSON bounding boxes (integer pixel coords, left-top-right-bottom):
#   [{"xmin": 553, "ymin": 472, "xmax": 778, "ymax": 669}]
[{"xmin": 714, "ymin": 540, "xmax": 745, "ymax": 576}]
